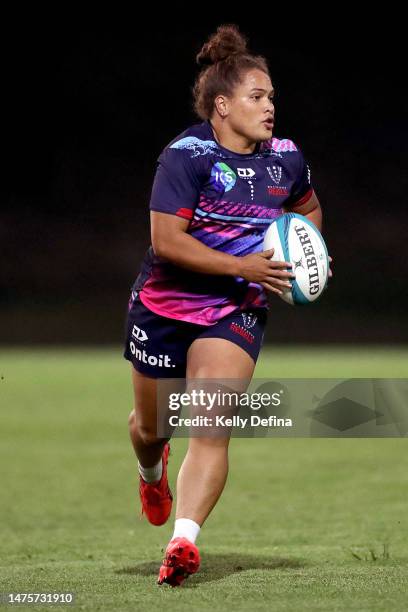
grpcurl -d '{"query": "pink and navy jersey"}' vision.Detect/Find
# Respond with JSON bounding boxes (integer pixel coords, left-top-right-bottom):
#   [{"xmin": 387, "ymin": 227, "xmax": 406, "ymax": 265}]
[{"xmin": 133, "ymin": 120, "xmax": 313, "ymax": 326}]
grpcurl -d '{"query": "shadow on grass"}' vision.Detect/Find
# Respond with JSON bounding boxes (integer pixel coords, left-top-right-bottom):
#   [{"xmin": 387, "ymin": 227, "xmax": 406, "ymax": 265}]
[{"xmin": 116, "ymin": 552, "xmax": 305, "ymax": 586}]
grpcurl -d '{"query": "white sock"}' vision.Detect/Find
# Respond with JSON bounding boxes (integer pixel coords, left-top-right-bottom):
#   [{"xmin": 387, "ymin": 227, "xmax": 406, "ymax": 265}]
[
  {"xmin": 172, "ymin": 518, "xmax": 201, "ymax": 544},
  {"xmin": 138, "ymin": 459, "xmax": 162, "ymax": 484}
]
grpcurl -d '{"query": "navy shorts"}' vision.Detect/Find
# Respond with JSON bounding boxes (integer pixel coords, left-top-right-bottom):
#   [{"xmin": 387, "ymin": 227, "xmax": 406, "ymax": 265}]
[{"xmin": 123, "ymin": 291, "xmax": 267, "ymax": 378}]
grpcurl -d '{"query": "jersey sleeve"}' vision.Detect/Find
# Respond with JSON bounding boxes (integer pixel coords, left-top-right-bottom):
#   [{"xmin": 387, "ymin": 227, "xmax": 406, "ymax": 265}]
[
  {"xmin": 287, "ymin": 148, "xmax": 313, "ymax": 208},
  {"xmin": 149, "ymin": 147, "xmax": 201, "ymax": 220}
]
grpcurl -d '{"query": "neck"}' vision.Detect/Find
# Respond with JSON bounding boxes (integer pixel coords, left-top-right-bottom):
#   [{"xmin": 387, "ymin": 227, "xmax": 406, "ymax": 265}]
[{"xmin": 209, "ymin": 118, "xmax": 256, "ymax": 155}]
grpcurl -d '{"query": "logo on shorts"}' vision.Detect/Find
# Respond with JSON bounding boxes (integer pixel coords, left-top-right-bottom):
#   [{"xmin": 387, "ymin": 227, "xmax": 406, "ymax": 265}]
[
  {"xmin": 129, "ymin": 343, "xmax": 176, "ymax": 368},
  {"xmin": 241, "ymin": 313, "xmax": 257, "ymax": 329},
  {"xmin": 230, "ymin": 322, "xmax": 255, "ymax": 344},
  {"xmin": 131, "ymin": 325, "xmax": 148, "ymax": 343}
]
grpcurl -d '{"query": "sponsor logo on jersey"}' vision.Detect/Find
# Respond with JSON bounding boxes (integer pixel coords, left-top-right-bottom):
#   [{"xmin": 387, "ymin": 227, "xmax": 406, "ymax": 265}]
[
  {"xmin": 268, "ymin": 186, "xmax": 289, "ymax": 196},
  {"xmin": 131, "ymin": 324, "xmax": 148, "ymax": 343},
  {"xmin": 237, "ymin": 168, "xmax": 256, "ymax": 201},
  {"xmin": 237, "ymin": 168, "xmax": 256, "ymax": 179},
  {"xmin": 129, "ymin": 343, "xmax": 176, "ymax": 367},
  {"xmin": 210, "ymin": 162, "xmax": 237, "ymax": 193}
]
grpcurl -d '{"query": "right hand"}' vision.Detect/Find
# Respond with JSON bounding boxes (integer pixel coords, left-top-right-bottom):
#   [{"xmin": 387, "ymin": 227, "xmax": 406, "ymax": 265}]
[{"xmin": 237, "ymin": 248, "xmax": 295, "ymax": 296}]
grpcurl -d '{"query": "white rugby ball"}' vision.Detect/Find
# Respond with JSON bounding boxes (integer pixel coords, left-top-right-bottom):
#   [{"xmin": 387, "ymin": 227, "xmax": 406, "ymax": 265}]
[{"xmin": 263, "ymin": 213, "xmax": 329, "ymax": 305}]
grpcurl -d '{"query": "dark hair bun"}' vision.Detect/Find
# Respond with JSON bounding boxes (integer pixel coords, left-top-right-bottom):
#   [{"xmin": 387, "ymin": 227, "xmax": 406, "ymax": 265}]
[{"xmin": 196, "ymin": 24, "xmax": 248, "ymax": 66}]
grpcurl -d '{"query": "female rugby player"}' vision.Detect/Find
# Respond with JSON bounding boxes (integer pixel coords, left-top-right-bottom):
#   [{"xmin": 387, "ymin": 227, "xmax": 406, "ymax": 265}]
[{"xmin": 124, "ymin": 24, "xmax": 328, "ymax": 587}]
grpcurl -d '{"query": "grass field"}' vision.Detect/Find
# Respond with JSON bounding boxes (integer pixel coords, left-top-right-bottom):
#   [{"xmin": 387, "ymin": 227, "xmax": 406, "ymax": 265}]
[{"xmin": 1, "ymin": 346, "xmax": 407, "ymax": 611}]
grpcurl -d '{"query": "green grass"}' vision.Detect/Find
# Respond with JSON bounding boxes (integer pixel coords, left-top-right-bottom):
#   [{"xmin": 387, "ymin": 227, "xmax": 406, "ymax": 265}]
[{"xmin": 0, "ymin": 346, "xmax": 407, "ymax": 611}]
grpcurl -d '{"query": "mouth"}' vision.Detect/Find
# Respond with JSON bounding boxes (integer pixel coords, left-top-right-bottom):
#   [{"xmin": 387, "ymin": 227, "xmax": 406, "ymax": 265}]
[{"xmin": 263, "ymin": 119, "xmax": 274, "ymax": 130}]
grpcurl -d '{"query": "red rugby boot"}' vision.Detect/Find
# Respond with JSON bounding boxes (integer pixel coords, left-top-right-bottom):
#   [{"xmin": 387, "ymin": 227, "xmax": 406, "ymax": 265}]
[
  {"xmin": 157, "ymin": 537, "xmax": 201, "ymax": 587},
  {"xmin": 139, "ymin": 442, "xmax": 172, "ymax": 526}
]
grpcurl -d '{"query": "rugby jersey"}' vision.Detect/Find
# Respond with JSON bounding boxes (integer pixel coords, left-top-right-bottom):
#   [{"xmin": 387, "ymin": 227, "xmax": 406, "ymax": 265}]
[{"xmin": 132, "ymin": 119, "xmax": 313, "ymax": 326}]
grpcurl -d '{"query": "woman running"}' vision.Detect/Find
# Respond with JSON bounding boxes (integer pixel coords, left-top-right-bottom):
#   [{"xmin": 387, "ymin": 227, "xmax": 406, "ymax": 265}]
[{"xmin": 124, "ymin": 24, "xmax": 327, "ymax": 587}]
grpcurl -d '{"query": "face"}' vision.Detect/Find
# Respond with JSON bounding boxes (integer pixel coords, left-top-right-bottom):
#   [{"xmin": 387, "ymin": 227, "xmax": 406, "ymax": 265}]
[{"xmin": 217, "ymin": 69, "xmax": 275, "ymax": 142}]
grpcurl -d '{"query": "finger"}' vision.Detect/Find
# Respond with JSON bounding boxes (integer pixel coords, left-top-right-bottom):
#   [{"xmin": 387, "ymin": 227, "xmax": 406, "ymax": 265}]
[
  {"xmin": 261, "ymin": 282, "xmax": 283, "ymax": 295},
  {"xmin": 265, "ymin": 277, "xmax": 293, "ymax": 288},
  {"xmin": 266, "ymin": 268, "xmax": 296, "ymax": 279},
  {"xmin": 329, "ymin": 256, "xmax": 333, "ymax": 262},
  {"xmin": 268, "ymin": 267, "xmax": 296, "ymax": 279},
  {"xmin": 329, "ymin": 269, "xmax": 333, "ymax": 278},
  {"xmin": 260, "ymin": 248, "xmax": 275, "ymax": 258},
  {"xmin": 268, "ymin": 260, "xmax": 293, "ymax": 270}
]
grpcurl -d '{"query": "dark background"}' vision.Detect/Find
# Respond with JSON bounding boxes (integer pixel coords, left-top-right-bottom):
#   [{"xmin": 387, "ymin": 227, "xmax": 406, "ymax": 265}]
[{"xmin": 2, "ymin": 17, "xmax": 407, "ymax": 344}]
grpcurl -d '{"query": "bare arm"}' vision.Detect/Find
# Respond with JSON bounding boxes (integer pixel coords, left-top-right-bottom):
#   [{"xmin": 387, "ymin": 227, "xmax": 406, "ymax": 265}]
[
  {"xmin": 151, "ymin": 211, "xmax": 295, "ymax": 295},
  {"xmin": 151, "ymin": 211, "xmax": 241, "ymax": 276},
  {"xmin": 284, "ymin": 190, "xmax": 322, "ymax": 230}
]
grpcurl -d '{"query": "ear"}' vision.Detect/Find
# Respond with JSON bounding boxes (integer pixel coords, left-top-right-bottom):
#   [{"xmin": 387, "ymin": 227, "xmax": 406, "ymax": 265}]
[{"xmin": 214, "ymin": 95, "xmax": 229, "ymax": 118}]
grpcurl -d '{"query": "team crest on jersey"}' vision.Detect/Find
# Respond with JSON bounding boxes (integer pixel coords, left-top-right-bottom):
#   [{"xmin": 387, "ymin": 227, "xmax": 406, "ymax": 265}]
[
  {"xmin": 267, "ymin": 165, "xmax": 282, "ymax": 185},
  {"xmin": 211, "ymin": 162, "xmax": 237, "ymax": 193},
  {"xmin": 241, "ymin": 312, "xmax": 257, "ymax": 329},
  {"xmin": 170, "ymin": 137, "xmax": 224, "ymax": 158}
]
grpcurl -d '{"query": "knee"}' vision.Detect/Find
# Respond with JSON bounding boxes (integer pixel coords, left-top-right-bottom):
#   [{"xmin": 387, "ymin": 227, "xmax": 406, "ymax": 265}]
[
  {"xmin": 128, "ymin": 409, "xmax": 137, "ymax": 431},
  {"xmin": 188, "ymin": 436, "xmax": 230, "ymax": 452},
  {"xmin": 128, "ymin": 409, "xmax": 161, "ymax": 446},
  {"xmin": 186, "ymin": 366, "xmax": 213, "ymax": 379}
]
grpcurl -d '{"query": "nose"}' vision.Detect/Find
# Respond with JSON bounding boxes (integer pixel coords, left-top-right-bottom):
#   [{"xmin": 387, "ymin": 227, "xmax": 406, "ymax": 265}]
[
  {"xmin": 267, "ymin": 99, "xmax": 275, "ymax": 114},
  {"xmin": 265, "ymin": 100, "xmax": 274, "ymax": 117}
]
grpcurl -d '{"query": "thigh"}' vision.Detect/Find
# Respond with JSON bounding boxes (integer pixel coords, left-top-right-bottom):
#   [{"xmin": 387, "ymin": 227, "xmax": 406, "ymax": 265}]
[
  {"xmin": 186, "ymin": 308, "xmax": 267, "ymax": 380},
  {"xmin": 195, "ymin": 308, "xmax": 267, "ymax": 371},
  {"xmin": 186, "ymin": 339, "xmax": 253, "ymax": 444},
  {"xmin": 186, "ymin": 311, "xmax": 264, "ymax": 426},
  {"xmin": 186, "ymin": 337, "xmax": 256, "ymax": 380}
]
